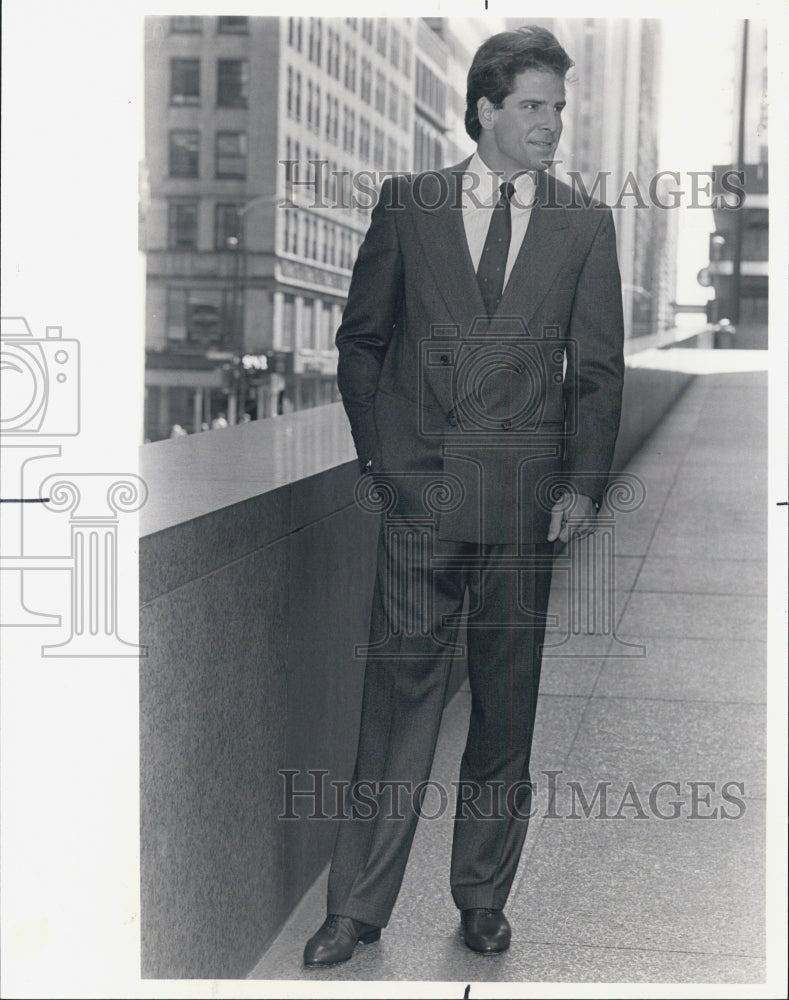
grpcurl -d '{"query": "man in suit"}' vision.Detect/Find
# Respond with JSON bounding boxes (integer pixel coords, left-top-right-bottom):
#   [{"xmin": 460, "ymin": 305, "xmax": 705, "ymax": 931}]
[{"xmin": 304, "ymin": 25, "xmax": 624, "ymax": 965}]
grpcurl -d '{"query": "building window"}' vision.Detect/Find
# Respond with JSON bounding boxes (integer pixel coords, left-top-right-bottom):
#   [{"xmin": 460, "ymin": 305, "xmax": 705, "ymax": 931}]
[
  {"xmin": 388, "ymin": 82, "xmax": 399, "ymax": 124},
  {"xmin": 327, "ymin": 29, "xmax": 340, "ymax": 79},
  {"xmin": 375, "ymin": 71, "xmax": 385, "ymax": 114},
  {"xmin": 167, "ymin": 288, "xmax": 234, "ymax": 347},
  {"xmin": 294, "ymin": 71, "xmax": 302, "ymax": 120},
  {"xmin": 218, "ymin": 16, "xmax": 248, "ymax": 33},
  {"xmin": 400, "ymin": 145, "xmax": 409, "ymax": 172},
  {"xmin": 361, "ymin": 19, "xmax": 373, "ymax": 45},
  {"xmin": 344, "ymin": 43, "xmax": 356, "ymax": 91},
  {"xmin": 360, "ymin": 58, "xmax": 372, "ymax": 103},
  {"xmin": 288, "ymin": 17, "xmax": 303, "ymax": 52},
  {"xmin": 387, "ymin": 137, "xmax": 397, "ymax": 171},
  {"xmin": 373, "ymin": 127, "xmax": 384, "ymax": 169},
  {"xmin": 390, "ymin": 26, "xmax": 400, "ymax": 68},
  {"xmin": 315, "ymin": 20, "xmax": 323, "ymax": 64},
  {"xmin": 286, "ymin": 209, "xmax": 295, "ymax": 254},
  {"xmin": 317, "ymin": 301, "xmax": 332, "ymax": 350},
  {"xmin": 328, "ymin": 96, "xmax": 339, "ymax": 144},
  {"xmin": 170, "ymin": 59, "xmax": 200, "ymax": 105},
  {"xmin": 215, "ymin": 132, "xmax": 247, "ymax": 179},
  {"xmin": 402, "ymin": 37, "xmax": 412, "ymax": 77},
  {"xmin": 170, "ymin": 16, "xmax": 202, "ymax": 33},
  {"xmin": 215, "ymin": 203, "xmax": 244, "ymax": 250},
  {"xmin": 359, "ymin": 118, "xmax": 371, "ymax": 160},
  {"xmin": 376, "ymin": 20, "xmax": 387, "ymax": 56},
  {"xmin": 169, "ymin": 130, "xmax": 200, "ymax": 177},
  {"xmin": 326, "ymin": 225, "xmax": 336, "ymax": 266},
  {"xmin": 217, "ymin": 59, "xmax": 248, "ymax": 108},
  {"xmin": 346, "ymin": 109, "xmax": 355, "ymax": 154},
  {"xmin": 302, "ymin": 298, "xmax": 314, "ymax": 344},
  {"xmin": 168, "ymin": 201, "xmax": 198, "ymax": 249},
  {"xmin": 400, "ymin": 91, "xmax": 409, "ymax": 132},
  {"xmin": 281, "ymin": 294, "xmax": 296, "ymax": 349},
  {"xmin": 308, "ymin": 18, "xmax": 323, "ymax": 64},
  {"xmin": 342, "ymin": 107, "xmax": 357, "ymax": 154}
]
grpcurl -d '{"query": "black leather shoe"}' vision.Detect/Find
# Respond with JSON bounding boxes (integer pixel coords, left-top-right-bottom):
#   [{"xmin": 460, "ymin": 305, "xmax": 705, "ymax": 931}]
[
  {"xmin": 303, "ymin": 914, "xmax": 381, "ymax": 966},
  {"xmin": 460, "ymin": 908, "xmax": 511, "ymax": 953}
]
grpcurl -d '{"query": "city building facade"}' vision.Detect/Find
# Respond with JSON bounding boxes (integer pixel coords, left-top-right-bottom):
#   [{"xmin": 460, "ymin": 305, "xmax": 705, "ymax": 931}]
[
  {"xmin": 143, "ymin": 16, "xmax": 423, "ymax": 440},
  {"xmin": 516, "ymin": 18, "xmax": 673, "ymax": 342},
  {"xmin": 705, "ymin": 20, "xmax": 768, "ymax": 348}
]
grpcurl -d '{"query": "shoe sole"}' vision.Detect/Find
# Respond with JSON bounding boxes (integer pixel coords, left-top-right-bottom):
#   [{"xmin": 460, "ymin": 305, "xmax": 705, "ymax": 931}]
[{"xmin": 463, "ymin": 940, "xmax": 510, "ymax": 954}]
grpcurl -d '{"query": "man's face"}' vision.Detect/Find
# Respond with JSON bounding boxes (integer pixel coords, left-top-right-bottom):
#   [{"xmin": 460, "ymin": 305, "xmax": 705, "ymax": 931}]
[{"xmin": 485, "ymin": 68, "xmax": 566, "ymax": 173}]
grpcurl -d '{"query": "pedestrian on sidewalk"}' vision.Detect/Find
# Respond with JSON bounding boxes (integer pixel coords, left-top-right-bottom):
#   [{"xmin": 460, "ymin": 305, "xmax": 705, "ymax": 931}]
[{"xmin": 304, "ymin": 24, "xmax": 625, "ymax": 966}]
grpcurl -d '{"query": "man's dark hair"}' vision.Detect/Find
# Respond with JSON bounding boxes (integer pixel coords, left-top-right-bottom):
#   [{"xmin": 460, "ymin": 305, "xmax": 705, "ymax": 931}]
[{"xmin": 465, "ymin": 25, "xmax": 574, "ymax": 142}]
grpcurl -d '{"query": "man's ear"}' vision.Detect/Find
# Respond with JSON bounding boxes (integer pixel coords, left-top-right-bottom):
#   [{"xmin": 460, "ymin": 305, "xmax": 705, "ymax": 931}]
[{"xmin": 477, "ymin": 96, "xmax": 497, "ymax": 132}]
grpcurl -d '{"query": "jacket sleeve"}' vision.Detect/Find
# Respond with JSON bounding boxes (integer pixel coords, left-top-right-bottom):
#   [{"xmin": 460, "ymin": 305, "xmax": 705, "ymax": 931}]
[
  {"xmin": 335, "ymin": 175, "xmax": 404, "ymax": 469},
  {"xmin": 562, "ymin": 207, "xmax": 626, "ymax": 505}
]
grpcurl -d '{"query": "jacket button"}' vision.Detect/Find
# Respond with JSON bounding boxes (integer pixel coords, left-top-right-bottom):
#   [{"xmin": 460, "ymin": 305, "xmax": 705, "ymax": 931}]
[{"xmin": 440, "ymin": 354, "xmax": 450, "ymax": 365}]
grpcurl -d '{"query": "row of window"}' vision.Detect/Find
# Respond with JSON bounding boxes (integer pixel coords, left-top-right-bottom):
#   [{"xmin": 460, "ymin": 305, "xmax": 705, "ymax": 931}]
[
  {"xmin": 166, "ymin": 287, "xmax": 238, "ymax": 347},
  {"xmin": 415, "ymin": 58, "xmax": 447, "ymax": 120},
  {"xmin": 170, "ymin": 16, "xmax": 249, "ymax": 34},
  {"xmin": 287, "ymin": 17, "xmax": 412, "ymax": 82},
  {"xmin": 281, "ymin": 293, "xmax": 338, "ymax": 352},
  {"xmin": 167, "ymin": 122, "xmax": 414, "ymax": 187},
  {"xmin": 284, "ymin": 136, "xmax": 411, "ymax": 199},
  {"xmin": 282, "ymin": 211, "xmax": 361, "ymax": 271},
  {"xmin": 169, "ymin": 130, "xmax": 246, "ymax": 179},
  {"xmin": 166, "ymin": 198, "xmax": 363, "ymax": 270},
  {"xmin": 286, "ymin": 69, "xmax": 410, "ymax": 141},
  {"xmin": 170, "ymin": 58, "xmax": 248, "ymax": 107},
  {"xmin": 166, "ymin": 287, "xmax": 339, "ymax": 353},
  {"xmin": 168, "ymin": 202, "xmax": 244, "ymax": 251},
  {"xmin": 414, "ymin": 121, "xmax": 445, "ymax": 174}
]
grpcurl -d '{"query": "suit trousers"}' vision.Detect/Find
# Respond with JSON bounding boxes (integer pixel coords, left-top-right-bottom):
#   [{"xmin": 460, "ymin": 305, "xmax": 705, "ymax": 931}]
[{"xmin": 327, "ymin": 519, "xmax": 555, "ymax": 927}]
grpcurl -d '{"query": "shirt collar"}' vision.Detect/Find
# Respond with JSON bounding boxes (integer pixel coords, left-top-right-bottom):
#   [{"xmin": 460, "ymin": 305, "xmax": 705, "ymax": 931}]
[{"xmin": 464, "ymin": 150, "xmax": 536, "ymax": 210}]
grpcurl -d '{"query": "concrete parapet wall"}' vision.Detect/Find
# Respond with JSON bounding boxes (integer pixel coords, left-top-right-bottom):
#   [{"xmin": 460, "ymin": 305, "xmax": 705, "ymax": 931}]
[{"xmin": 139, "ymin": 351, "xmax": 694, "ymax": 978}]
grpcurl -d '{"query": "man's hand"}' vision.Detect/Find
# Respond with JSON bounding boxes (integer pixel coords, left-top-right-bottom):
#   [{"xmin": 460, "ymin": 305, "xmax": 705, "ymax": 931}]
[{"xmin": 547, "ymin": 492, "xmax": 598, "ymax": 544}]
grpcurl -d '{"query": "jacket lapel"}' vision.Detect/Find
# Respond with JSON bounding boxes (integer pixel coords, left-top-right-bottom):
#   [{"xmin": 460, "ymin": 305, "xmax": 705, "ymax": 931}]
[
  {"xmin": 409, "ymin": 159, "xmax": 487, "ymax": 331},
  {"xmin": 496, "ymin": 170, "xmax": 572, "ymax": 329}
]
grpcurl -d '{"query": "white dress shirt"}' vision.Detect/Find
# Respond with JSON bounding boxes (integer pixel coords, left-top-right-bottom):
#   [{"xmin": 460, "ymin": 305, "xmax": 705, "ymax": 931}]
[{"xmin": 461, "ymin": 151, "xmax": 536, "ymax": 289}]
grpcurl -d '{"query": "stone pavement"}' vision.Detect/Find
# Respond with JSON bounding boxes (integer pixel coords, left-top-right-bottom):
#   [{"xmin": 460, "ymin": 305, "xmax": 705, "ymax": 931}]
[{"xmin": 250, "ymin": 355, "xmax": 769, "ymax": 986}]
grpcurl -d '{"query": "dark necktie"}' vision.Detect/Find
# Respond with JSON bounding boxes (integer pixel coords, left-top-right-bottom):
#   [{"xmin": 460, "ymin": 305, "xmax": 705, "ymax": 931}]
[{"xmin": 476, "ymin": 181, "xmax": 515, "ymax": 317}]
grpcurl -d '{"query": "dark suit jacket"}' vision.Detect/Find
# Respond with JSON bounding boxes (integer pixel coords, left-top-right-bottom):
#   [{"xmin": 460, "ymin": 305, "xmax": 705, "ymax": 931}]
[{"xmin": 336, "ymin": 159, "xmax": 625, "ymax": 546}]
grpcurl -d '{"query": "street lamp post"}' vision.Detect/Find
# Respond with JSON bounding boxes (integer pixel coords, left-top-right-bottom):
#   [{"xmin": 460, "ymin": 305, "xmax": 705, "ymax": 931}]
[{"xmin": 221, "ymin": 194, "xmax": 280, "ymax": 424}]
